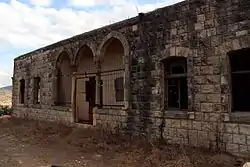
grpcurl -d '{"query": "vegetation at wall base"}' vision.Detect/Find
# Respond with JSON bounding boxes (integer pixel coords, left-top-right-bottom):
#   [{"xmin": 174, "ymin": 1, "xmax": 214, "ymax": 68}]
[{"xmin": 0, "ymin": 105, "xmax": 13, "ymax": 116}]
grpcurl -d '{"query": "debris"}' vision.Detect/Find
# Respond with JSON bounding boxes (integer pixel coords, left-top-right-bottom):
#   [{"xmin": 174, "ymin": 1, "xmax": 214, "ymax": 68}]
[{"xmin": 0, "ymin": 115, "xmax": 11, "ymax": 118}]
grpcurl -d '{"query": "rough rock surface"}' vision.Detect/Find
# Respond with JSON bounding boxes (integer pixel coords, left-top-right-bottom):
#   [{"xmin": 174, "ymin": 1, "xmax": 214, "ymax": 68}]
[{"xmin": 0, "ymin": 86, "xmax": 12, "ymax": 106}]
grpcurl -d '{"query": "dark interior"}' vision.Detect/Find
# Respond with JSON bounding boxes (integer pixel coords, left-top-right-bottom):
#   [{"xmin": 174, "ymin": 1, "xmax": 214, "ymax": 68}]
[{"xmin": 230, "ymin": 48, "xmax": 250, "ymax": 111}]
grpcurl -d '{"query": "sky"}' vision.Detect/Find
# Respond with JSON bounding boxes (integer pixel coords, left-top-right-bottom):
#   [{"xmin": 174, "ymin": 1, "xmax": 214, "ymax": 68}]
[{"xmin": 0, "ymin": 0, "xmax": 184, "ymax": 87}]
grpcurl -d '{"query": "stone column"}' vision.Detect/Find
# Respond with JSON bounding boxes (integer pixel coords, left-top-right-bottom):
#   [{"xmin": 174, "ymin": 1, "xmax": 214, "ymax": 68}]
[
  {"xmin": 71, "ymin": 73, "xmax": 76, "ymax": 122},
  {"xmin": 135, "ymin": 12, "xmax": 153, "ymax": 138},
  {"xmin": 70, "ymin": 65, "xmax": 77, "ymax": 110},
  {"xmin": 123, "ymin": 54, "xmax": 130, "ymax": 110},
  {"xmin": 95, "ymin": 59, "xmax": 101, "ymax": 108},
  {"xmin": 52, "ymin": 69, "xmax": 59, "ymax": 106}
]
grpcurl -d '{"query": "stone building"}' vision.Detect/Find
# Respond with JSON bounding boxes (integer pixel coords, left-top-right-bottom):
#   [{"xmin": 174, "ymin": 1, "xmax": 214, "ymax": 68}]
[{"xmin": 12, "ymin": 0, "xmax": 250, "ymax": 157}]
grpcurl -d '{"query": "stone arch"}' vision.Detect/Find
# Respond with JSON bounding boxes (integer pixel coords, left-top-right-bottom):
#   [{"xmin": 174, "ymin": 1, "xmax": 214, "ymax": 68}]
[
  {"xmin": 56, "ymin": 51, "xmax": 72, "ymax": 68},
  {"xmin": 97, "ymin": 32, "xmax": 130, "ymax": 108},
  {"xmin": 75, "ymin": 44, "xmax": 96, "ymax": 73},
  {"xmin": 74, "ymin": 42, "xmax": 96, "ymax": 64},
  {"xmin": 56, "ymin": 51, "xmax": 72, "ymax": 106},
  {"xmin": 221, "ymin": 38, "xmax": 250, "ymax": 55},
  {"xmin": 98, "ymin": 31, "xmax": 130, "ymax": 61},
  {"xmin": 101, "ymin": 37, "xmax": 125, "ymax": 71},
  {"xmin": 160, "ymin": 47, "xmax": 190, "ymax": 61},
  {"xmin": 161, "ymin": 56, "xmax": 188, "ymax": 73}
]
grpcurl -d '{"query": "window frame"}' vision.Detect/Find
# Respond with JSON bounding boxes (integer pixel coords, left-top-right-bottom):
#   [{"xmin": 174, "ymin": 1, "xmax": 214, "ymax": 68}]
[
  {"xmin": 19, "ymin": 79, "xmax": 25, "ymax": 104},
  {"xmin": 163, "ymin": 57, "xmax": 188, "ymax": 111},
  {"xmin": 229, "ymin": 48, "xmax": 250, "ymax": 112},
  {"xmin": 33, "ymin": 77, "xmax": 41, "ymax": 104}
]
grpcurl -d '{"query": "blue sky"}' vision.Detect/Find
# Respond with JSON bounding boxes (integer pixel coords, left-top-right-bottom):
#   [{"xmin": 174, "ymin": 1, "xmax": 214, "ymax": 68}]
[{"xmin": 0, "ymin": 0, "xmax": 183, "ymax": 87}]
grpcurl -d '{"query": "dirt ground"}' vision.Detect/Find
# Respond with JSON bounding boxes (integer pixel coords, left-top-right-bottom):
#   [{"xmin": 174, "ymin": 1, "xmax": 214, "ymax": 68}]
[{"xmin": 0, "ymin": 117, "xmax": 241, "ymax": 167}]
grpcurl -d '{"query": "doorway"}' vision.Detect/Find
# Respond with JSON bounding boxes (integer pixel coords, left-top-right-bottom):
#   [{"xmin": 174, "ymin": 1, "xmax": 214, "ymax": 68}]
[{"xmin": 75, "ymin": 76, "xmax": 96, "ymax": 124}]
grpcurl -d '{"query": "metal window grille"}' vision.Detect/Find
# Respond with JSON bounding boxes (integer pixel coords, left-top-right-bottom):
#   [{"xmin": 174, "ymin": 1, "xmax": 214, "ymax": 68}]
[{"xmin": 100, "ymin": 68, "xmax": 125, "ymax": 108}]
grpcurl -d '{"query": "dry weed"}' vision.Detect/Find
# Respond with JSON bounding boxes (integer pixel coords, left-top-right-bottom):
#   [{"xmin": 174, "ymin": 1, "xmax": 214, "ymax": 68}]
[{"xmin": 0, "ymin": 117, "xmax": 240, "ymax": 167}]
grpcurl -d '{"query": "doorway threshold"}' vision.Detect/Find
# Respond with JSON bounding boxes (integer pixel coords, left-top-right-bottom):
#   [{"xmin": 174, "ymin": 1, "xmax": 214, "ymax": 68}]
[{"xmin": 75, "ymin": 121, "xmax": 94, "ymax": 129}]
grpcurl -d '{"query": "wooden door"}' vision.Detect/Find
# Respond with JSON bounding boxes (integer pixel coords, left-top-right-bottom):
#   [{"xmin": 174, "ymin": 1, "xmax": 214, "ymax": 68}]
[
  {"xmin": 76, "ymin": 78, "xmax": 89, "ymax": 122},
  {"xmin": 76, "ymin": 76, "xmax": 96, "ymax": 124}
]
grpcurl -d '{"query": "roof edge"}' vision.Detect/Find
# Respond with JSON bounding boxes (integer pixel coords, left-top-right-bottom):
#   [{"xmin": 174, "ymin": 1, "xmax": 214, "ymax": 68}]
[{"xmin": 14, "ymin": 0, "xmax": 188, "ymax": 61}]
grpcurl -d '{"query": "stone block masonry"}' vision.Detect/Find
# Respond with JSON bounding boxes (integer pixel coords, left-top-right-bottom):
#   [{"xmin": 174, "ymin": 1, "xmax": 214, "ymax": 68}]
[{"xmin": 12, "ymin": 0, "xmax": 250, "ymax": 157}]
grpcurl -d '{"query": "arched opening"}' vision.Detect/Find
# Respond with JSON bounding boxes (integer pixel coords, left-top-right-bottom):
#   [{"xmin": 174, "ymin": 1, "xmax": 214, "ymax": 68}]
[
  {"xmin": 19, "ymin": 79, "xmax": 25, "ymax": 104},
  {"xmin": 162, "ymin": 56, "xmax": 188, "ymax": 110},
  {"xmin": 74, "ymin": 45, "xmax": 96, "ymax": 124},
  {"xmin": 100, "ymin": 37, "xmax": 125, "ymax": 107},
  {"xmin": 76, "ymin": 45, "xmax": 96, "ymax": 73},
  {"xmin": 229, "ymin": 48, "xmax": 250, "ymax": 112},
  {"xmin": 33, "ymin": 77, "xmax": 41, "ymax": 104},
  {"xmin": 56, "ymin": 52, "xmax": 72, "ymax": 106},
  {"xmin": 102, "ymin": 37, "xmax": 124, "ymax": 71}
]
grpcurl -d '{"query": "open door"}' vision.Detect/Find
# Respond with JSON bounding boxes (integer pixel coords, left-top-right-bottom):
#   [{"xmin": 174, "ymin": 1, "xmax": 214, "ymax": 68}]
[{"xmin": 75, "ymin": 76, "xmax": 96, "ymax": 124}]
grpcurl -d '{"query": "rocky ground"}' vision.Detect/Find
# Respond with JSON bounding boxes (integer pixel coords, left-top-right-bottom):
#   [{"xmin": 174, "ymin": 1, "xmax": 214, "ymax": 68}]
[
  {"xmin": 0, "ymin": 86, "xmax": 12, "ymax": 106},
  {"xmin": 0, "ymin": 117, "xmax": 242, "ymax": 167}
]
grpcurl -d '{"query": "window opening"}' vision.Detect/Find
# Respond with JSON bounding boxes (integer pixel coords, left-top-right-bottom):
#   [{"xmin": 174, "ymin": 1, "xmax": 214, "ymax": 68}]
[
  {"xmin": 34, "ymin": 77, "xmax": 41, "ymax": 104},
  {"xmin": 19, "ymin": 79, "xmax": 25, "ymax": 104},
  {"xmin": 229, "ymin": 48, "xmax": 250, "ymax": 112},
  {"xmin": 163, "ymin": 57, "xmax": 188, "ymax": 110}
]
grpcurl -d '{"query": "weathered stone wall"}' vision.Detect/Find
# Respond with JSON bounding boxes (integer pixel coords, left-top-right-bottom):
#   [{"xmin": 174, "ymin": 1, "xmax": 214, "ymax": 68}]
[
  {"xmin": 12, "ymin": 16, "xmax": 136, "ymax": 123},
  {"xmin": 13, "ymin": 0, "xmax": 250, "ymax": 157}
]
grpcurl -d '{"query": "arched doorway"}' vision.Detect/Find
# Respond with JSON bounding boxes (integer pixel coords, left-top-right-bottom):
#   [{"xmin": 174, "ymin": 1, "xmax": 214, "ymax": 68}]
[
  {"xmin": 56, "ymin": 52, "xmax": 72, "ymax": 106},
  {"xmin": 100, "ymin": 37, "xmax": 125, "ymax": 108},
  {"xmin": 75, "ymin": 45, "xmax": 96, "ymax": 124}
]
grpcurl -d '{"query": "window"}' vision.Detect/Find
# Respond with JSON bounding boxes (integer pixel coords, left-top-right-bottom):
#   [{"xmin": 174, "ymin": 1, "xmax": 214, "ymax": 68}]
[
  {"xmin": 19, "ymin": 79, "xmax": 25, "ymax": 104},
  {"xmin": 163, "ymin": 57, "xmax": 188, "ymax": 110},
  {"xmin": 114, "ymin": 77, "xmax": 124, "ymax": 102},
  {"xmin": 229, "ymin": 48, "xmax": 250, "ymax": 112},
  {"xmin": 34, "ymin": 77, "xmax": 41, "ymax": 104}
]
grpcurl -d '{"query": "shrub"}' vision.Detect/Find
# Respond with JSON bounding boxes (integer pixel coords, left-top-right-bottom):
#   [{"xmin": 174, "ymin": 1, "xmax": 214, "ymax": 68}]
[{"xmin": 0, "ymin": 105, "xmax": 13, "ymax": 116}]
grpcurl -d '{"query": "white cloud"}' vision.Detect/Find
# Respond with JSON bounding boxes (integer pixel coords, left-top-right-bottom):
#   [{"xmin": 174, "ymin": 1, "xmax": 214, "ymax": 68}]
[
  {"xmin": 29, "ymin": 0, "xmax": 52, "ymax": 7},
  {"xmin": 0, "ymin": 0, "xmax": 184, "ymax": 50},
  {"xmin": 0, "ymin": 0, "xmax": 184, "ymax": 86},
  {"xmin": 0, "ymin": 71, "xmax": 12, "ymax": 87},
  {"xmin": 0, "ymin": 71, "xmax": 10, "ymax": 77},
  {"xmin": 70, "ymin": 0, "xmax": 128, "ymax": 7},
  {"xmin": 70, "ymin": 0, "xmax": 98, "ymax": 6}
]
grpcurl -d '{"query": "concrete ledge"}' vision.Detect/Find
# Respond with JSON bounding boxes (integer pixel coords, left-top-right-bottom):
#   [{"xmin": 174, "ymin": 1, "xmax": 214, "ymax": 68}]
[{"xmin": 229, "ymin": 112, "xmax": 250, "ymax": 124}]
